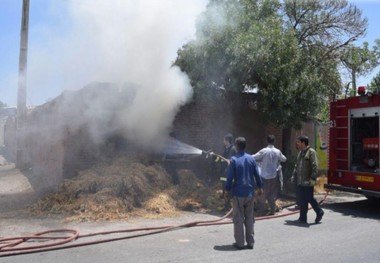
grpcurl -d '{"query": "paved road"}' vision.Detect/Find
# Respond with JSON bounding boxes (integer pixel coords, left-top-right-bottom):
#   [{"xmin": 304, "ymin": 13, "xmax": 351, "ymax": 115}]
[
  {"xmin": 1, "ymin": 193, "xmax": 379, "ymax": 263},
  {"xmin": 0, "ymin": 164, "xmax": 37, "ymax": 212}
]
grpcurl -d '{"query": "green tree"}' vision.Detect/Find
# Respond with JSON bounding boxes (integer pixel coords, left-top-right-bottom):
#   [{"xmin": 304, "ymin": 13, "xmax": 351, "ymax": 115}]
[
  {"xmin": 284, "ymin": 0, "xmax": 367, "ymax": 58},
  {"xmin": 368, "ymin": 71, "xmax": 380, "ymax": 92},
  {"xmin": 340, "ymin": 42, "xmax": 380, "ymax": 95},
  {"xmin": 284, "ymin": 0, "xmax": 367, "ymax": 99},
  {"xmin": 175, "ymin": 0, "xmax": 367, "ymax": 128},
  {"xmin": 366, "ymin": 39, "xmax": 380, "ymax": 92}
]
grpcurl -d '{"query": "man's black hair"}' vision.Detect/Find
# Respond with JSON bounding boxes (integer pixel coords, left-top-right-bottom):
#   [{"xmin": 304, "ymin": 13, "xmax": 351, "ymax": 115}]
[
  {"xmin": 224, "ymin": 133, "xmax": 233, "ymax": 144},
  {"xmin": 235, "ymin": 137, "xmax": 246, "ymax": 151},
  {"xmin": 267, "ymin": 134, "xmax": 275, "ymax": 144},
  {"xmin": 297, "ymin": 135, "xmax": 309, "ymax": 146}
]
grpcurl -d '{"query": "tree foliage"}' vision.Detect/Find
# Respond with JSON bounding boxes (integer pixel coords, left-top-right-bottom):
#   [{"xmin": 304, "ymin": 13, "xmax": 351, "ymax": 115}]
[
  {"xmin": 340, "ymin": 41, "xmax": 380, "ymax": 94},
  {"xmin": 284, "ymin": 0, "xmax": 367, "ymax": 59},
  {"xmin": 366, "ymin": 39, "xmax": 380, "ymax": 92},
  {"xmin": 369, "ymin": 70, "xmax": 380, "ymax": 92},
  {"xmin": 175, "ymin": 0, "xmax": 367, "ymax": 128}
]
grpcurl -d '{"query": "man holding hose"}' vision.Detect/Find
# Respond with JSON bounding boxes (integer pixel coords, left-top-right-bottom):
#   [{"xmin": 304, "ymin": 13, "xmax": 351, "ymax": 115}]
[{"xmin": 219, "ymin": 133, "xmax": 236, "ymax": 211}]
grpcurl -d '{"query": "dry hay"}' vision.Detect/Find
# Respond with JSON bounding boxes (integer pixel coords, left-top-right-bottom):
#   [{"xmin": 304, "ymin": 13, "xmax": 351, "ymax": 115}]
[
  {"xmin": 28, "ymin": 158, "xmax": 218, "ymax": 221},
  {"xmin": 174, "ymin": 169, "xmax": 217, "ymax": 213},
  {"xmin": 27, "ymin": 157, "xmax": 299, "ymax": 221},
  {"xmin": 134, "ymin": 191, "xmax": 179, "ymax": 219},
  {"xmin": 177, "ymin": 169, "xmax": 205, "ymax": 195},
  {"xmin": 28, "ymin": 157, "xmax": 177, "ymax": 221},
  {"xmin": 314, "ymin": 175, "xmax": 327, "ymax": 193},
  {"xmin": 275, "ymin": 198, "xmax": 295, "ymax": 209},
  {"xmin": 30, "ymin": 157, "xmax": 301, "ymax": 221}
]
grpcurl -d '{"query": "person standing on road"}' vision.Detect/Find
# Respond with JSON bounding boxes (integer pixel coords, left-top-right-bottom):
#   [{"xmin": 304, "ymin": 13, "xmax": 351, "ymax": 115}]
[
  {"xmin": 225, "ymin": 137, "xmax": 263, "ymax": 250},
  {"xmin": 291, "ymin": 135, "xmax": 324, "ymax": 224},
  {"xmin": 253, "ymin": 134, "xmax": 287, "ymax": 215}
]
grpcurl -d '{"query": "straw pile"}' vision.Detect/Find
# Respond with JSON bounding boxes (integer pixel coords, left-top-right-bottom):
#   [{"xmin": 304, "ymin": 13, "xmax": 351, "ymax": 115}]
[
  {"xmin": 315, "ymin": 176, "xmax": 327, "ymax": 193},
  {"xmin": 28, "ymin": 156, "xmax": 297, "ymax": 221},
  {"xmin": 28, "ymin": 157, "xmax": 220, "ymax": 221}
]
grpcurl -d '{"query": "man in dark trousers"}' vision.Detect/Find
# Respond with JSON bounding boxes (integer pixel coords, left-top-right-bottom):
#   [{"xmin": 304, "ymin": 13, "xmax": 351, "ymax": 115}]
[
  {"xmin": 292, "ymin": 135, "xmax": 324, "ymax": 224},
  {"xmin": 225, "ymin": 137, "xmax": 263, "ymax": 250},
  {"xmin": 218, "ymin": 133, "xmax": 236, "ymax": 211}
]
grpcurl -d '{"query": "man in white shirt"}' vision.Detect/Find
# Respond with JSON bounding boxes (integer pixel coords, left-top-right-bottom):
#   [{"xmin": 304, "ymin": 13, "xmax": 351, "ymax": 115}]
[{"xmin": 252, "ymin": 135, "xmax": 287, "ymax": 215}]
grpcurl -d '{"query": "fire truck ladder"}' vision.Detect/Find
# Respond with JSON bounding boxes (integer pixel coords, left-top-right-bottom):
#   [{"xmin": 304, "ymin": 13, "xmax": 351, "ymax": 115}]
[{"xmin": 334, "ymin": 103, "xmax": 349, "ymax": 170}]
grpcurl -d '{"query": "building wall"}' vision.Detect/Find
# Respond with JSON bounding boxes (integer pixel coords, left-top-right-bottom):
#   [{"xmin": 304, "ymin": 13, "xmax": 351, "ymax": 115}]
[
  {"xmin": 289, "ymin": 121, "xmax": 316, "ymax": 157},
  {"xmin": 173, "ymin": 93, "xmax": 284, "ymax": 155},
  {"xmin": 4, "ymin": 88, "xmax": 290, "ymax": 191}
]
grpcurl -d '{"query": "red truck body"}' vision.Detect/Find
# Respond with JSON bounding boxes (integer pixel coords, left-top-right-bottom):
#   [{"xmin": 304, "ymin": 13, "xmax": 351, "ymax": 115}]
[{"xmin": 326, "ymin": 90, "xmax": 380, "ymax": 198}]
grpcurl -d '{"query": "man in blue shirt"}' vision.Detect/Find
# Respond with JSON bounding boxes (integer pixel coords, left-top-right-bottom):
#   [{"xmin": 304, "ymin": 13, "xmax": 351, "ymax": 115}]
[{"xmin": 225, "ymin": 137, "xmax": 263, "ymax": 250}]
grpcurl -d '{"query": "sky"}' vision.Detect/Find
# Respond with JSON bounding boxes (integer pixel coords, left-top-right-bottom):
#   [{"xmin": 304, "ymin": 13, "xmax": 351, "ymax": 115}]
[
  {"xmin": 0, "ymin": 0, "xmax": 207, "ymax": 108},
  {"xmin": 350, "ymin": 0, "xmax": 380, "ymax": 88},
  {"xmin": 0, "ymin": 0, "xmax": 379, "ymax": 108}
]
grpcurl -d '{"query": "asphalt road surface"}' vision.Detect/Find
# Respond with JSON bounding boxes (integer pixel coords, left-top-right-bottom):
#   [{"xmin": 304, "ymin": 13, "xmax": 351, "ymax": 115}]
[{"xmin": 1, "ymin": 193, "xmax": 379, "ymax": 263}]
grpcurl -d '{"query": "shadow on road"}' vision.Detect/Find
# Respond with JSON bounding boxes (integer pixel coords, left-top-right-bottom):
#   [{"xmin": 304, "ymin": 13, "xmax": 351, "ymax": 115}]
[
  {"xmin": 213, "ymin": 244, "xmax": 242, "ymax": 251},
  {"xmin": 322, "ymin": 199, "xmax": 379, "ymax": 220},
  {"xmin": 284, "ymin": 219, "xmax": 311, "ymax": 228}
]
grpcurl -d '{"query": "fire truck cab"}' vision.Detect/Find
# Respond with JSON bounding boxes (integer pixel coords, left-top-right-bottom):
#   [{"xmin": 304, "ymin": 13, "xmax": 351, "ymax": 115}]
[{"xmin": 326, "ymin": 86, "xmax": 380, "ymax": 199}]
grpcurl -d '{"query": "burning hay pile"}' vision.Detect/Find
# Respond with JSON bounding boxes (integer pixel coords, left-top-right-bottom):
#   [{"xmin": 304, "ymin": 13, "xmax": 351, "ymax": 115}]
[{"xmin": 28, "ymin": 157, "xmax": 220, "ymax": 221}]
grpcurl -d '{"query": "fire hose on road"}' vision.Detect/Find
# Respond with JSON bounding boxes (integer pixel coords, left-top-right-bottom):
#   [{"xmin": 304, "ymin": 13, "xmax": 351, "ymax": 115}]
[{"xmin": 0, "ymin": 192, "xmax": 329, "ymax": 258}]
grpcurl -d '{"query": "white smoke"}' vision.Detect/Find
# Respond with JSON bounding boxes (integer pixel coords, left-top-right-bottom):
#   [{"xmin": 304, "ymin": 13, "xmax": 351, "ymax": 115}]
[{"xmin": 27, "ymin": 0, "xmax": 207, "ymax": 147}]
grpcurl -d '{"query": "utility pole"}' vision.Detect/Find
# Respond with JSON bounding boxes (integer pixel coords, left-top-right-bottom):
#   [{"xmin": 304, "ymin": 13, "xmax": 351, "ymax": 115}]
[{"xmin": 16, "ymin": 0, "xmax": 30, "ymax": 168}]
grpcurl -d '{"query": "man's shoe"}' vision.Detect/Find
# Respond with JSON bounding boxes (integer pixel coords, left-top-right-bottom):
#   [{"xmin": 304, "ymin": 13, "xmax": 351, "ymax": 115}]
[
  {"xmin": 232, "ymin": 243, "xmax": 245, "ymax": 250},
  {"xmin": 315, "ymin": 210, "xmax": 324, "ymax": 224},
  {"xmin": 246, "ymin": 244, "xmax": 254, "ymax": 250}
]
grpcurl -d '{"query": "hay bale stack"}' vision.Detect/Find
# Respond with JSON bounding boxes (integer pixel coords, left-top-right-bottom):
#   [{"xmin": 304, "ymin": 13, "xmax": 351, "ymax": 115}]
[{"xmin": 28, "ymin": 157, "xmax": 174, "ymax": 221}]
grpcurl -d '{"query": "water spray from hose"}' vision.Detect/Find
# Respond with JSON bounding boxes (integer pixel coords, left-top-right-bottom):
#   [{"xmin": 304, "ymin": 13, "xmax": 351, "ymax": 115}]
[
  {"xmin": 162, "ymin": 137, "xmax": 203, "ymax": 155},
  {"xmin": 160, "ymin": 137, "xmax": 230, "ymax": 164}
]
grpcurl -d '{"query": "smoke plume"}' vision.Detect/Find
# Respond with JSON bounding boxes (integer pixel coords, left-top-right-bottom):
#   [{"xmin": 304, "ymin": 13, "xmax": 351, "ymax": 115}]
[{"xmin": 27, "ymin": 0, "xmax": 206, "ymax": 147}]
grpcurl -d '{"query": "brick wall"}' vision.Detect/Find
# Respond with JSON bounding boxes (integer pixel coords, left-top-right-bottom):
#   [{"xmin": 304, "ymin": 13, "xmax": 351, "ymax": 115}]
[
  {"xmin": 289, "ymin": 121, "xmax": 316, "ymax": 157},
  {"xmin": 173, "ymin": 93, "xmax": 285, "ymax": 155},
  {"xmin": 4, "ymin": 87, "xmax": 292, "ymax": 191}
]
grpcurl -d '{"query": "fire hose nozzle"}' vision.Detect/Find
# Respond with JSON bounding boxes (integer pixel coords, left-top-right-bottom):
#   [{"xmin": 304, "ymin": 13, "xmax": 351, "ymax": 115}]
[{"xmin": 202, "ymin": 149, "xmax": 213, "ymax": 158}]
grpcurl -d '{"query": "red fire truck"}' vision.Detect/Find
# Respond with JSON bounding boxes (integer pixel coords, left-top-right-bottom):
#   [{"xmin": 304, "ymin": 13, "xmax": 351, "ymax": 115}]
[{"xmin": 326, "ymin": 86, "xmax": 380, "ymax": 199}]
